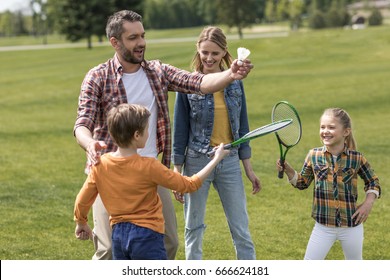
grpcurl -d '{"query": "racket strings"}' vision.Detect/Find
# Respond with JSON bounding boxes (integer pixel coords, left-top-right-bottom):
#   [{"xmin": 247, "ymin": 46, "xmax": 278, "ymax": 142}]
[
  {"xmin": 244, "ymin": 120, "xmax": 291, "ymax": 139},
  {"xmin": 273, "ymin": 105, "xmax": 301, "ymax": 146}
]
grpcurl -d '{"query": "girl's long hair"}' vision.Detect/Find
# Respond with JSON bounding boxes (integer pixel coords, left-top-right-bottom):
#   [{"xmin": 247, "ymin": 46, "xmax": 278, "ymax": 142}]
[
  {"xmin": 322, "ymin": 108, "xmax": 357, "ymax": 150},
  {"xmin": 191, "ymin": 26, "xmax": 233, "ymax": 73}
]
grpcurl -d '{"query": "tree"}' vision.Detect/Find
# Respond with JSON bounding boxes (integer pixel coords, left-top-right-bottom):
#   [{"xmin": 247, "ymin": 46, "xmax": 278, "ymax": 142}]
[
  {"xmin": 0, "ymin": 12, "xmax": 15, "ymax": 36},
  {"xmin": 368, "ymin": 7, "xmax": 383, "ymax": 26},
  {"xmin": 289, "ymin": 0, "xmax": 304, "ymax": 30},
  {"xmin": 31, "ymin": 0, "xmax": 49, "ymax": 44},
  {"xmin": 307, "ymin": 0, "xmax": 326, "ymax": 29},
  {"xmin": 55, "ymin": 0, "xmax": 143, "ymax": 48},
  {"xmin": 264, "ymin": 0, "xmax": 277, "ymax": 23},
  {"xmin": 276, "ymin": 0, "xmax": 290, "ymax": 21},
  {"xmin": 215, "ymin": 0, "xmax": 258, "ymax": 39},
  {"xmin": 144, "ymin": 0, "xmax": 204, "ymax": 29},
  {"xmin": 194, "ymin": 0, "xmax": 218, "ymax": 25}
]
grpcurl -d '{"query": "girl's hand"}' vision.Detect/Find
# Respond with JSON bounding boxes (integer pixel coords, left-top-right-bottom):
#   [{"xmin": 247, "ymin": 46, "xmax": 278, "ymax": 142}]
[
  {"xmin": 352, "ymin": 193, "xmax": 376, "ymax": 225},
  {"xmin": 276, "ymin": 159, "xmax": 284, "ymax": 172}
]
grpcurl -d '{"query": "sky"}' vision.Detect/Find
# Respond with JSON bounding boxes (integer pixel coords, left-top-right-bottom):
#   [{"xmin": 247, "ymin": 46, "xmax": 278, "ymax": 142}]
[{"xmin": 0, "ymin": 0, "xmax": 31, "ymax": 13}]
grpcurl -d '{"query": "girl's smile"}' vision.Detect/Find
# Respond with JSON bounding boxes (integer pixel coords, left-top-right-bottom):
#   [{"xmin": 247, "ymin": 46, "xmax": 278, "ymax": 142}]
[{"xmin": 320, "ymin": 115, "xmax": 350, "ymax": 154}]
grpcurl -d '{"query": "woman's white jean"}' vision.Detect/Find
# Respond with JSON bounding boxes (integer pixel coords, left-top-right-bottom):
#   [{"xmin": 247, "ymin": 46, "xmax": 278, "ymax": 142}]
[{"xmin": 304, "ymin": 222, "xmax": 364, "ymax": 260}]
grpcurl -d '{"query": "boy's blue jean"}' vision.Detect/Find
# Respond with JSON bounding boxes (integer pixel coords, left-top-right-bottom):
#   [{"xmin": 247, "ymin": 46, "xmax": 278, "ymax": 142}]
[
  {"xmin": 112, "ymin": 222, "xmax": 167, "ymax": 260},
  {"xmin": 183, "ymin": 149, "xmax": 256, "ymax": 260}
]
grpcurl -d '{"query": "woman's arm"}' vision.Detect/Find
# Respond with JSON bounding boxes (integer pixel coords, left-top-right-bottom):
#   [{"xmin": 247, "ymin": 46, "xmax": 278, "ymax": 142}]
[{"xmin": 200, "ymin": 59, "xmax": 253, "ymax": 94}]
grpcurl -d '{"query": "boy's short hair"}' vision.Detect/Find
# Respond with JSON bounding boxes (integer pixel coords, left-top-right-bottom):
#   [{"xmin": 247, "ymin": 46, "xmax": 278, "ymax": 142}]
[{"xmin": 107, "ymin": 103, "xmax": 150, "ymax": 148}]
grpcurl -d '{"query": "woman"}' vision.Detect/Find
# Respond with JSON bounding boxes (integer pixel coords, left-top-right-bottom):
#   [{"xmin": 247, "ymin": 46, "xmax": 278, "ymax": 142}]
[{"xmin": 172, "ymin": 26, "xmax": 261, "ymax": 260}]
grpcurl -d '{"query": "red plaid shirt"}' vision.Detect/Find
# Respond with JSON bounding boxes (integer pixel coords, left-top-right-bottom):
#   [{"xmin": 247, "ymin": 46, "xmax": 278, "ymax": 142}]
[{"xmin": 74, "ymin": 54, "xmax": 204, "ymax": 167}]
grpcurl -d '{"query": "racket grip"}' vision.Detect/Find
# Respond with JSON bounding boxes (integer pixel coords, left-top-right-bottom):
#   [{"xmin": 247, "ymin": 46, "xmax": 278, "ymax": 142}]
[
  {"xmin": 278, "ymin": 159, "xmax": 285, "ymax": 179},
  {"xmin": 206, "ymin": 143, "xmax": 232, "ymax": 158}
]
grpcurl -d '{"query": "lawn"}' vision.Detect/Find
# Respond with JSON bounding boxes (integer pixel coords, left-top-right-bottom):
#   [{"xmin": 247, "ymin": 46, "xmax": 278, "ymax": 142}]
[{"xmin": 0, "ymin": 25, "xmax": 389, "ymax": 260}]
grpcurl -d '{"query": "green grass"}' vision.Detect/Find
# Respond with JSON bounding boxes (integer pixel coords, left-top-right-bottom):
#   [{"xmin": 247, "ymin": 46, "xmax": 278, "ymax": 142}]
[{"xmin": 0, "ymin": 25, "xmax": 389, "ymax": 260}]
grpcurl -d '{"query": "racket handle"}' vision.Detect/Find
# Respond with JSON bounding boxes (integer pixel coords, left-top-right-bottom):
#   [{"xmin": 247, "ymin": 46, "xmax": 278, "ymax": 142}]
[
  {"xmin": 206, "ymin": 143, "xmax": 232, "ymax": 158},
  {"xmin": 278, "ymin": 159, "xmax": 285, "ymax": 179}
]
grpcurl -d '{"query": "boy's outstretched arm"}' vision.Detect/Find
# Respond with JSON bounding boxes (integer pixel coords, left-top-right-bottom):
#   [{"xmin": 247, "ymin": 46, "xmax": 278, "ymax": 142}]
[{"xmin": 196, "ymin": 143, "xmax": 230, "ymax": 181}]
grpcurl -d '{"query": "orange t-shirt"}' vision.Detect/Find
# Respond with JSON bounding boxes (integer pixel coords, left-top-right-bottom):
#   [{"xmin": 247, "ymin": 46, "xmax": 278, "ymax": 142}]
[{"xmin": 74, "ymin": 153, "xmax": 201, "ymax": 234}]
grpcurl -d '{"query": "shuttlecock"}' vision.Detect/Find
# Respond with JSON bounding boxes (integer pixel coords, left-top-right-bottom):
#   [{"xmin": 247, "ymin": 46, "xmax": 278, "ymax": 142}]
[{"xmin": 237, "ymin": 47, "xmax": 250, "ymax": 66}]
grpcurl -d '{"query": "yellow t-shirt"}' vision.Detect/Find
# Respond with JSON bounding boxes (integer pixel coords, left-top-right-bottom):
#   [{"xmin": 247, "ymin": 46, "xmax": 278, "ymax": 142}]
[{"xmin": 210, "ymin": 90, "xmax": 233, "ymax": 146}]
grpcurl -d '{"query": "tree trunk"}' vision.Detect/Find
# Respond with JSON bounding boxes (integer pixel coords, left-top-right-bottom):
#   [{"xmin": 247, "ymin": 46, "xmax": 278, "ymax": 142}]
[
  {"xmin": 238, "ymin": 26, "xmax": 243, "ymax": 39},
  {"xmin": 87, "ymin": 36, "xmax": 92, "ymax": 49}
]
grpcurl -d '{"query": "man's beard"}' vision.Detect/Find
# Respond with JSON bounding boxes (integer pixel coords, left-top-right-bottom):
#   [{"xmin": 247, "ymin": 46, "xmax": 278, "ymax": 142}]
[{"xmin": 119, "ymin": 44, "xmax": 144, "ymax": 64}]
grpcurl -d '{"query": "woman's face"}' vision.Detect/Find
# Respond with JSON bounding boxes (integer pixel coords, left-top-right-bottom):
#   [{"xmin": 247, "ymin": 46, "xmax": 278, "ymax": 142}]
[{"xmin": 197, "ymin": 40, "xmax": 226, "ymax": 74}]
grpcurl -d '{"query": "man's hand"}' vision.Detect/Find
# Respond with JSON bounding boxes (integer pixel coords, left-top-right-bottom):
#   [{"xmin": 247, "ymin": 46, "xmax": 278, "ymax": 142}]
[
  {"xmin": 230, "ymin": 59, "xmax": 254, "ymax": 80},
  {"xmin": 86, "ymin": 140, "xmax": 107, "ymax": 166}
]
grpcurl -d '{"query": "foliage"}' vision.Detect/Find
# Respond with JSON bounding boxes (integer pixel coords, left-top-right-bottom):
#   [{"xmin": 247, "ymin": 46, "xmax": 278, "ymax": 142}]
[
  {"xmin": 0, "ymin": 0, "xmax": 384, "ymax": 39},
  {"xmin": 368, "ymin": 7, "xmax": 383, "ymax": 26},
  {"xmin": 264, "ymin": 0, "xmax": 277, "ymax": 23},
  {"xmin": 143, "ymin": 0, "xmax": 204, "ymax": 29},
  {"xmin": 30, "ymin": 0, "xmax": 51, "ymax": 44},
  {"xmin": 325, "ymin": 7, "xmax": 345, "ymax": 27},
  {"xmin": 308, "ymin": 9, "xmax": 326, "ymax": 29},
  {"xmin": 264, "ymin": 0, "xmax": 305, "ymax": 30},
  {"xmin": 0, "ymin": 24, "xmax": 389, "ymax": 260},
  {"xmin": 54, "ymin": 0, "xmax": 143, "ymax": 48},
  {"xmin": 0, "ymin": 11, "xmax": 29, "ymax": 36},
  {"xmin": 308, "ymin": 0, "xmax": 351, "ymax": 29},
  {"xmin": 215, "ymin": 0, "xmax": 258, "ymax": 38},
  {"xmin": 289, "ymin": 0, "xmax": 305, "ymax": 30},
  {"xmin": 324, "ymin": 0, "xmax": 350, "ymax": 28}
]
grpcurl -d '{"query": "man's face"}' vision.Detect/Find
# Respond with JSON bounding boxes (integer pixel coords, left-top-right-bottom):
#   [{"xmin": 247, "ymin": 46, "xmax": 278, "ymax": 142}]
[{"xmin": 115, "ymin": 21, "xmax": 146, "ymax": 64}]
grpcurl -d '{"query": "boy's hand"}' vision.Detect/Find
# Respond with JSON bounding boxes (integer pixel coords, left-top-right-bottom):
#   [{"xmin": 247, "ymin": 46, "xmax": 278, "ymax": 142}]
[
  {"xmin": 213, "ymin": 143, "xmax": 230, "ymax": 160},
  {"xmin": 75, "ymin": 223, "xmax": 93, "ymax": 241}
]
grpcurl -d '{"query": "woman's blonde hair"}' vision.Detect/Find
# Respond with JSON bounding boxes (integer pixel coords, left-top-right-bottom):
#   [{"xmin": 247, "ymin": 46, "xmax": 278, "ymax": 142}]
[
  {"xmin": 191, "ymin": 26, "xmax": 233, "ymax": 73},
  {"xmin": 321, "ymin": 108, "xmax": 357, "ymax": 150}
]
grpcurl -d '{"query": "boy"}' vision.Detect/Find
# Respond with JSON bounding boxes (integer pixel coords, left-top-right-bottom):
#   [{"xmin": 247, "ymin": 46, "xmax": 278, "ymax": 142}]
[{"xmin": 74, "ymin": 103, "xmax": 230, "ymax": 260}]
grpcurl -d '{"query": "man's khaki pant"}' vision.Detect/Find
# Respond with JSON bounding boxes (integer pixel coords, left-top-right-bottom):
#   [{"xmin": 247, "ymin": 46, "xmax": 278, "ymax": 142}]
[{"xmin": 91, "ymin": 186, "xmax": 179, "ymax": 260}]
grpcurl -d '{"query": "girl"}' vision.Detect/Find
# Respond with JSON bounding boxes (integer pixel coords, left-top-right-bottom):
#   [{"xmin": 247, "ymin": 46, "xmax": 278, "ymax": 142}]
[
  {"xmin": 172, "ymin": 26, "xmax": 261, "ymax": 260},
  {"xmin": 277, "ymin": 108, "xmax": 381, "ymax": 260}
]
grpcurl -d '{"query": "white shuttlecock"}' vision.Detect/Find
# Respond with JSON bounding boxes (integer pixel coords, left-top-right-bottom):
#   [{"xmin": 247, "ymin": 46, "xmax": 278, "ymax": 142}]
[{"xmin": 237, "ymin": 47, "xmax": 250, "ymax": 66}]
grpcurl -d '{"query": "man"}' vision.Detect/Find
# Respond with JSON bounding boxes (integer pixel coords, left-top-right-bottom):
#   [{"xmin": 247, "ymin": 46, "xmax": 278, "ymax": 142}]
[{"xmin": 73, "ymin": 10, "xmax": 253, "ymax": 260}]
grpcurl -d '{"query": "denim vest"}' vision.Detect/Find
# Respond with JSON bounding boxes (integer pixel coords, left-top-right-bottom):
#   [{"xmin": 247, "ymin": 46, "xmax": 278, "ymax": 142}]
[{"xmin": 172, "ymin": 80, "xmax": 251, "ymax": 165}]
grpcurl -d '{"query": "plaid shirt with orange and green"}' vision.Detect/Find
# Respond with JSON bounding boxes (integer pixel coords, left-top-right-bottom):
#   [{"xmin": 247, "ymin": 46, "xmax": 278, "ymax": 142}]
[{"xmin": 295, "ymin": 146, "xmax": 381, "ymax": 227}]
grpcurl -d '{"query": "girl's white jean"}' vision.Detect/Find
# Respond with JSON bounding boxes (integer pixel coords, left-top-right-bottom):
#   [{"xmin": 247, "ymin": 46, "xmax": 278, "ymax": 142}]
[{"xmin": 304, "ymin": 222, "xmax": 364, "ymax": 260}]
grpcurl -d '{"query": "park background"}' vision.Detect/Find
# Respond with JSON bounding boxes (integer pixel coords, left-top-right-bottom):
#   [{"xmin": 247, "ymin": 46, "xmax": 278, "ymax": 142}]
[{"xmin": 0, "ymin": 0, "xmax": 389, "ymax": 260}]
